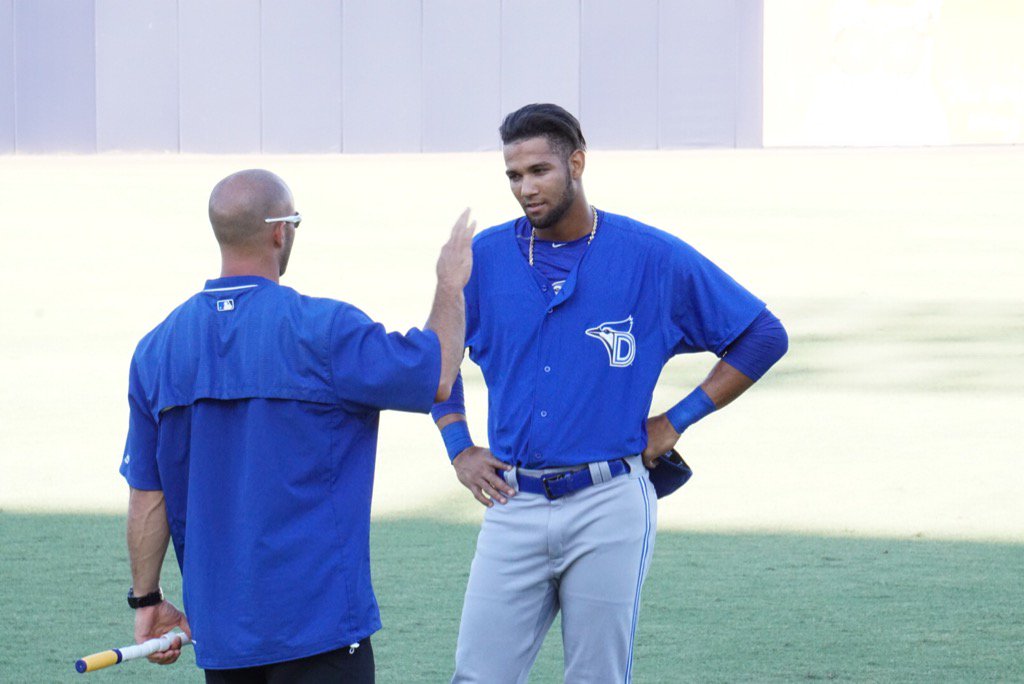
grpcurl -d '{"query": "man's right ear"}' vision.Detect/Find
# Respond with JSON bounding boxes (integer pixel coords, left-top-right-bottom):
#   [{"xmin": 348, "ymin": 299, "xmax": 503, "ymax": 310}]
[
  {"xmin": 270, "ymin": 222, "xmax": 285, "ymax": 248},
  {"xmin": 570, "ymin": 149, "xmax": 586, "ymax": 179}
]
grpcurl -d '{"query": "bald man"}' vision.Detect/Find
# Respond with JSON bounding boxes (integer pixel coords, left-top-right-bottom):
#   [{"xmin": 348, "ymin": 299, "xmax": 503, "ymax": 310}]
[{"xmin": 119, "ymin": 170, "xmax": 474, "ymax": 682}]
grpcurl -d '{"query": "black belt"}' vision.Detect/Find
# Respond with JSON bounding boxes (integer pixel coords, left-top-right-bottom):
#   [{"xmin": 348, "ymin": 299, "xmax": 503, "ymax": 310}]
[{"xmin": 514, "ymin": 458, "xmax": 631, "ymax": 500}]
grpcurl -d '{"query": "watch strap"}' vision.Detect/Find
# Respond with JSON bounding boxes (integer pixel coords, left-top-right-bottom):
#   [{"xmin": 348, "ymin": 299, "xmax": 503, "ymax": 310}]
[{"xmin": 127, "ymin": 587, "xmax": 164, "ymax": 609}]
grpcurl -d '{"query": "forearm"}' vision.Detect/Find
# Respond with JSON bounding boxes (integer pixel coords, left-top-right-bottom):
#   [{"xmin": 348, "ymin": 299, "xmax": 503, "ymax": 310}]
[
  {"xmin": 700, "ymin": 358, "xmax": 755, "ymax": 410},
  {"xmin": 696, "ymin": 307, "xmax": 788, "ymax": 409},
  {"xmin": 664, "ymin": 344, "xmax": 760, "ymax": 434},
  {"xmin": 436, "ymin": 413, "xmax": 466, "ymax": 429},
  {"xmin": 652, "ymin": 358, "xmax": 753, "ymax": 454},
  {"xmin": 665, "ymin": 309, "xmax": 786, "ymax": 432},
  {"xmin": 425, "ymin": 282, "xmax": 466, "ymax": 402},
  {"xmin": 431, "ymin": 373, "xmax": 474, "ymax": 458},
  {"xmin": 127, "ymin": 487, "xmax": 170, "ymax": 595}
]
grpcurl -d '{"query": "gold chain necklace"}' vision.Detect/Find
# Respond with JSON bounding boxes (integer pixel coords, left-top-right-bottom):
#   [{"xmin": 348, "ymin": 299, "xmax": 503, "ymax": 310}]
[{"xmin": 529, "ymin": 205, "xmax": 598, "ymax": 267}]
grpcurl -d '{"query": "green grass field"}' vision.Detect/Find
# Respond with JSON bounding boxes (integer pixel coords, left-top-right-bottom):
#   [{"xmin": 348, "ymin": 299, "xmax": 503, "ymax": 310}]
[
  {"xmin": 1, "ymin": 147, "xmax": 1021, "ymax": 681},
  {"xmin": 2, "ymin": 512, "xmax": 1022, "ymax": 682}
]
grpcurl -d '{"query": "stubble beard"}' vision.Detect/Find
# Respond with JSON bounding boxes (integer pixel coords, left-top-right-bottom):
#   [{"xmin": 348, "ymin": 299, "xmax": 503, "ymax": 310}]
[{"xmin": 528, "ymin": 174, "xmax": 576, "ymax": 231}]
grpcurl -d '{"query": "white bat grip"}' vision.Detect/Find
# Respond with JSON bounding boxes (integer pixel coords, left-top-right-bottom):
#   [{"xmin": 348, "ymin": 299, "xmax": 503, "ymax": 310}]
[{"xmin": 118, "ymin": 631, "xmax": 192, "ymax": 661}]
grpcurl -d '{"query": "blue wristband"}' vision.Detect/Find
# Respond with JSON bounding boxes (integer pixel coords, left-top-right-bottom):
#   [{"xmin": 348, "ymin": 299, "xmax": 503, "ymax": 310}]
[
  {"xmin": 665, "ymin": 387, "xmax": 716, "ymax": 435},
  {"xmin": 440, "ymin": 421, "xmax": 474, "ymax": 462}
]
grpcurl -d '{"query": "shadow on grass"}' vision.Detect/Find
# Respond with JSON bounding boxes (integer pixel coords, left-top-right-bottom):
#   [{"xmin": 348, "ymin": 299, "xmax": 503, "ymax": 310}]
[{"xmin": 2, "ymin": 512, "xmax": 1021, "ymax": 682}]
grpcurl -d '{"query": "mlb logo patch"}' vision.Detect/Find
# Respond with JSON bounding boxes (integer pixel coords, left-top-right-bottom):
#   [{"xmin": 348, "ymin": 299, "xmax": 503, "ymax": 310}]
[{"xmin": 217, "ymin": 298, "xmax": 235, "ymax": 312}]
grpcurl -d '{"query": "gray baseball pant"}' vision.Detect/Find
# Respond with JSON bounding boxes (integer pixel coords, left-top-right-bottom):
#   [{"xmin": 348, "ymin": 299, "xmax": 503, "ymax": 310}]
[{"xmin": 452, "ymin": 455, "xmax": 657, "ymax": 683}]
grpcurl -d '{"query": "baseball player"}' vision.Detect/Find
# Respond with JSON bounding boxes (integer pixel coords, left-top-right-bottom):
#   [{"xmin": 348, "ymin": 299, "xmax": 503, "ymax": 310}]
[
  {"xmin": 119, "ymin": 169, "xmax": 474, "ymax": 682},
  {"xmin": 431, "ymin": 104, "xmax": 788, "ymax": 683}
]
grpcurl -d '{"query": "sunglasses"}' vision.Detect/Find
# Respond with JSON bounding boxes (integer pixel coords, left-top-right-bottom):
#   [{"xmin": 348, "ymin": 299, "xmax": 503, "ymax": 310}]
[{"xmin": 264, "ymin": 213, "xmax": 302, "ymax": 228}]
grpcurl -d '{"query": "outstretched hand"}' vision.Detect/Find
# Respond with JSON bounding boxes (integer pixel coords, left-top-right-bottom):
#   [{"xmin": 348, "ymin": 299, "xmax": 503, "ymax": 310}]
[
  {"xmin": 452, "ymin": 446, "xmax": 515, "ymax": 507},
  {"xmin": 134, "ymin": 601, "xmax": 191, "ymax": 665},
  {"xmin": 436, "ymin": 208, "xmax": 477, "ymax": 290}
]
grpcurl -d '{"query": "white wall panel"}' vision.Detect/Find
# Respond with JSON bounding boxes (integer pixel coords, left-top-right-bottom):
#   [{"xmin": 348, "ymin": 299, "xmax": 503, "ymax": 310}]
[
  {"xmin": 95, "ymin": 0, "xmax": 179, "ymax": 152},
  {"xmin": 179, "ymin": 0, "xmax": 261, "ymax": 153},
  {"xmin": 500, "ymin": 0, "xmax": 580, "ymax": 121},
  {"xmin": 342, "ymin": 0, "xmax": 421, "ymax": 152},
  {"xmin": 422, "ymin": 0, "xmax": 501, "ymax": 151},
  {"xmin": 580, "ymin": 0, "xmax": 659, "ymax": 149},
  {"xmin": 0, "ymin": 0, "xmax": 13, "ymax": 153},
  {"xmin": 14, "ymin": 0, "xmax": 96, "ymax": 152},
  {"xmin": 660, "ymin": 0, "xmax": 739, "ymax": 147},
  {"xmin": 262, "ymin": 0, "xmax": 343, "ymax": 153},
  {"xmin": 0, "ymin": 0, "xmax": 765, "ymax": 155},
  {"xmin": 735, "ymin": 0, "xmax": 763, "ymax": 148}
]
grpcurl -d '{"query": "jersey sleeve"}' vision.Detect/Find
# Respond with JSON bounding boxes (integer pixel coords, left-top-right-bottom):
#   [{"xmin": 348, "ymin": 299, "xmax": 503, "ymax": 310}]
[
  {"xmin": 663, "ymin": 239, "xmax": 766, "ymax": 357},
  {"xmin": 720, "ymin": 307, "xmax": 788, "ymax": 381},
  {"xmin": 329, "ymin": 304, "xmax": 441, "ymax": 413},
  {"xmin": 464, "ymin": 250, "xmax": 481, "ymax": 354},
  {"xmin": 119, "ymin": 355, "xmax": 162, "ymax": 490}
]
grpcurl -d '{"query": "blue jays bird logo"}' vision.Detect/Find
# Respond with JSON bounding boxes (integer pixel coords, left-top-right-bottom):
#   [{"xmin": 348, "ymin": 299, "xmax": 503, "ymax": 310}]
[{"xmin": 585, "ymin": 316, "xmax": 636, "ymax": 368}]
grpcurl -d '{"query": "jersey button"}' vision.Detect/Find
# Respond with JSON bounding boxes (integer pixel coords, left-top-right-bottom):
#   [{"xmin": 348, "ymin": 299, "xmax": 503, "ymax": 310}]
[
  {"xmin": 540, "ymin": 410, "xmax": 548, "ymax": 417},
  {"xmin": 541, "ymin": 285, "xmax": 548, "ymax": 291},
  {"xmin": 547, "ymin": 309, "xmax": 553, "ymax": 314},
  {"xmin": 544, "ymin": 366, "xmax": 551, "ymax": 373}
]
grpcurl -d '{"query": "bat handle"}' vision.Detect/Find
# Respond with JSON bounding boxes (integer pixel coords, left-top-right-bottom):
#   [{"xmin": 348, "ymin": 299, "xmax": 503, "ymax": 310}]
[
  {"xmin": 75, "ymin": 631, "xmax": 191, "ymax": 673},
  {"xmin": 118, "ymin": 631, "xmax": 192, "ymax": 661},
  {"xmin": 75, "ymin": 649, "xmax": 122, "ymax": 673}
]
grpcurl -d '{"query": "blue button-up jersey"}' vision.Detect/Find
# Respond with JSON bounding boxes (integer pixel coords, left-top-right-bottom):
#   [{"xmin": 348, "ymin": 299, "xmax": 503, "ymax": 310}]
[
  {"xmin": 119, "ymin": 275, "xmax": 440, "ymax": 669},
  {"xmin": 466, "ymin": 211, "xmax": 764, "ymax": 468}
]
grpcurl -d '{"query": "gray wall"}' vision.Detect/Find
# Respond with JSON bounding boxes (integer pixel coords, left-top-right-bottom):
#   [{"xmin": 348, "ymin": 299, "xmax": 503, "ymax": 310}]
[
  {"xmin": 0, "ymin": 0, "xmax": 764, "ymax": 153},
  {"xmin": 12, "ymin": 0, "xmax": 97, "ymax": 153},
  {"xmin": 0, "ymin": 0, "xmax": 12, "ymax": 153}
]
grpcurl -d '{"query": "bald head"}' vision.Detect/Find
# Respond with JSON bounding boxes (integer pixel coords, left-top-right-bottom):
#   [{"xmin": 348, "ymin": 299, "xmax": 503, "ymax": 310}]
[{"xmin": 209, "ymin": 169, "xmax": 294, "ymax": 249}]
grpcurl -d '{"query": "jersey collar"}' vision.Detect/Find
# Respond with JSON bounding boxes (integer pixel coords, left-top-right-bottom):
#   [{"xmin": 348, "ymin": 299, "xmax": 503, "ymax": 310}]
[
  {"xmin": 202, "ymin": 275, "xmax": 277, "ymax": 293},
  {"xmin": 510, "ymin": 210, "xmax": 606, "ymax": 309}
]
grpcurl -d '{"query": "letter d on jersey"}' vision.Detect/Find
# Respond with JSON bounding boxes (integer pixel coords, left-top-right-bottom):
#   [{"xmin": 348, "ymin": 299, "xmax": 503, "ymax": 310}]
[{"xmin": 585, "ymin": 316, "xmax": 636, "ymax": 367}]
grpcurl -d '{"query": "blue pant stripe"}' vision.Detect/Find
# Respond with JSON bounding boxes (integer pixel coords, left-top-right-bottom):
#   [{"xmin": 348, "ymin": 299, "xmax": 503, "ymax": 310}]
[{"xmin": 625, "ymin": 478, "xmax": 652, "ymax": 683}]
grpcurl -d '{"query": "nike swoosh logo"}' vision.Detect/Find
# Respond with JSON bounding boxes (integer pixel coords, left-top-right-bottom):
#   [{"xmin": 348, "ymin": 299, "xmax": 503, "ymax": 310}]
[{"xmin": 552, "ymin": 243, "xmax": 568, "ymax": 248}]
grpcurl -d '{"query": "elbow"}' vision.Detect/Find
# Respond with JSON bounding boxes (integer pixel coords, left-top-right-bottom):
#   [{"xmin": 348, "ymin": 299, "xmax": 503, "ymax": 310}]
[
  {"xmin": 435, "ymin": 352, "xmax": 464, "ymax": 403},
  {"xmin": 434, "ymin": 378, "xmax": 454, "ymax": 403},
  {"xmin": 759, "ymin": 324, "xmax": 789, "ymax": 377},
  {"xmin": 775, "ymin": 322, "xmax": 790, "ymax": 361},
  {"xmin": 761, "ymin": 309, "xmax": 789, "ymax": 364}
]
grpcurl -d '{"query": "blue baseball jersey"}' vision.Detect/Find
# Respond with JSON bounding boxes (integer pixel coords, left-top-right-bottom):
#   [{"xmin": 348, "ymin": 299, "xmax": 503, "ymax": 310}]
[
  {"xmin": 465, "ymin": 211, "xmax": 764, "ymax": 468},
  {"xmin": 513, "ymin": 219, "xmax": 592, "ymax": 293},
  {"xmin": 119, "ymin": 275, "xmax": 440, "ymax": 669}
]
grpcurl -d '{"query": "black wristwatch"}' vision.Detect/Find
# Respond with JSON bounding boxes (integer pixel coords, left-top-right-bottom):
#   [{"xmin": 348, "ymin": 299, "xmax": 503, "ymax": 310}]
[{"xmin": 127, "ymin": 587, "xmax": 164, "ymax": 609}]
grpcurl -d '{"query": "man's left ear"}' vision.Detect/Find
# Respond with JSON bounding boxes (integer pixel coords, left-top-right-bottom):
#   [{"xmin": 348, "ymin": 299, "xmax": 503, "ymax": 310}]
[{"xmin": 570, "ymin": 149, "xmax": 586, "ymax": 180}]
